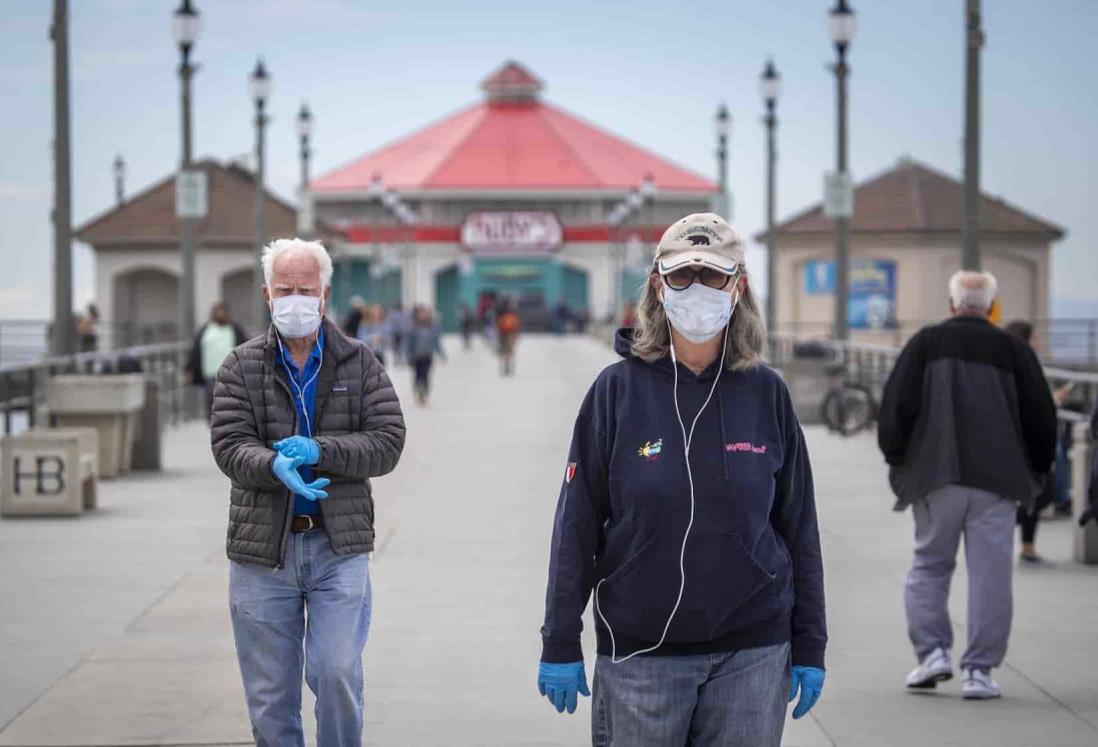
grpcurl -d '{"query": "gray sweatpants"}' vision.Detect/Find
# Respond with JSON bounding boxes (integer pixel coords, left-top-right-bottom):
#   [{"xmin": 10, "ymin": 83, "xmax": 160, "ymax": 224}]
[{"xmin": 905, "ymin": 484, "xmax": 1015, "ymax": 672}]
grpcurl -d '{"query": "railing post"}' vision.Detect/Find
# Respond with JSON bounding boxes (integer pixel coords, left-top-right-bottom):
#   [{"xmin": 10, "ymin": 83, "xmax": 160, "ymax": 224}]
[{"xmin": 1071, "ymin": 420, "xmax": 1098, "ymax": 564}]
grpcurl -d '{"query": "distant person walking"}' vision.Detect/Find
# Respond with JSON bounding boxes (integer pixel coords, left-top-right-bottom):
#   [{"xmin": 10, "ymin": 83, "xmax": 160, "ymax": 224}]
[
  {"xmin": 341, "ymin": 295, "xmax": 366, "ymax": 338},
  {"xmin": 496, "ymin": 300, "xmax": 521, "ymax": 376},
  {"xmin": 390, "ymin": 304, "xmax": 410, "ymax": 365},
  {"xmin": 1005, "ymin": 319, "xmax": 1073, "ymax": 564},
  {"xmin": 77, "ymin": 303, "xmax": 100, "ymax": 352},
  {"xmin": 211, "ymin": 239, "xmax": 406, "ymax": 745},
  {"xmin": 538, "ymin": 214, "xmax": 826, "ymax": 745},
  {"xmin": 878, "ymin": 271, "xmax": 1057, "ymax": 700},
  {"xmin": 406, "ymin": 305, "xmax": 445, "ymax": 406},
  {"xmin": 460, "ymin": 303, "xmax": 477, "ymax": 350},
  {"xmin": 357, "ymin": 303, "xmax": 391, "ymax": 367},
  {"xmin": 187, "ymin": 302, "xmax": 248, "ymax": 422}
]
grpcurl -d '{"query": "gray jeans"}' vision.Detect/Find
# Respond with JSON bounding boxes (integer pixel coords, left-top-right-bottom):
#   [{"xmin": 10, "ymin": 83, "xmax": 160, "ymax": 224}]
[
  {"xmin": 905, "ymin": 484, "xmax": 1014, "ymax": 671},
  {"xmin": 591, "ymin": 642, "xmax": 790, "ymax": 747}
]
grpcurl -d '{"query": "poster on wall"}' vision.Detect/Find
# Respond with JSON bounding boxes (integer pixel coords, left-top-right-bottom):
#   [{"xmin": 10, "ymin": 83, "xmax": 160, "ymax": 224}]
[{"xmin": 804, "ymin": 259, "xmax": 897, "ymax": 330}]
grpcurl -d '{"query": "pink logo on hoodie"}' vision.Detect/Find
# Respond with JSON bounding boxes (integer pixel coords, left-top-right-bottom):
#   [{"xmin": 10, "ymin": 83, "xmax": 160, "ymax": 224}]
[{"xmin": 725, "ymin": 442, "xmax": 768, "ymax": 454}]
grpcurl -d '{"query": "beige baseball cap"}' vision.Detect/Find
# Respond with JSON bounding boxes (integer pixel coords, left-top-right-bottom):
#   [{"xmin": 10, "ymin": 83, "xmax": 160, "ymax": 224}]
[{"xmin": 654, "ymin": 213, "xmax": 745, "ymax": 275}]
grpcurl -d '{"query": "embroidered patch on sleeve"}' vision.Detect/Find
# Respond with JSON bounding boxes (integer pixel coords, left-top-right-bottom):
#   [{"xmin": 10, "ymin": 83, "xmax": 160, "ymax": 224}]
[{"xmin": 565, "ymin": 462, "xmax": 577, "ymax": 483}]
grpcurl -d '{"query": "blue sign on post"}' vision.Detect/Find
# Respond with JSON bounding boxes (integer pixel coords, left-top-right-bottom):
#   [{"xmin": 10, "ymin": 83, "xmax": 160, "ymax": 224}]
[{"xmin": 803, "ymin": 259, "xmax": 897, "ymax": 330}]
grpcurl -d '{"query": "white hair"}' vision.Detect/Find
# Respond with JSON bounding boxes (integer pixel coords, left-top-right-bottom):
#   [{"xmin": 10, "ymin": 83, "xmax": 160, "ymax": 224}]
[
  {"xmin": 949, "ymin": 270, "xmax": 997, "ymax": 311},
  {"xmin": 261, "ymin": 238, "xmax": 333, "ymax": 289}
]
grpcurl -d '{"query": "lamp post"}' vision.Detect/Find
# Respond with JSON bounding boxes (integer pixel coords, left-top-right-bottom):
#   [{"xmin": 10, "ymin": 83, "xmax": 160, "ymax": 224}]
[
  {"xmin": 173, "ymin": 0, "xmax": 201, "ymax": 343},
  {"xmin": 113, "ymin": 154, "xmax": 125, "ymax": 206},
  {"xmin": 715, "ymin": 103, "xmax": 730, "ymax": 218},
  {"xmin": 962, "ymin": 0, "xmax": 983, "ymax": 270},
  {"xmin": 50, "ymin": 0, "xmax": 74, "ymax": 355},
  {"xmin": 829, "ymin": 0, "xmax": 856, "ymax": 341},
  {"xmin": 297, "ymin": 103, "xmax": 312, "ymax": 197},
  {"xmin": 249, "ymin": 59, "xmax": 271, "ymax": 331},
  {"xmin": 760, "ymin": 59, "xmax": 781, "ymax": 332}
]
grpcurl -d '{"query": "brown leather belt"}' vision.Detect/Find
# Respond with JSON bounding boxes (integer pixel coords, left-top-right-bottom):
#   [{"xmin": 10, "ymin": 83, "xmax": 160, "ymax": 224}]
[{"xmin": 290, "ymin": 514, "xmax": 323, "ymax": 533}]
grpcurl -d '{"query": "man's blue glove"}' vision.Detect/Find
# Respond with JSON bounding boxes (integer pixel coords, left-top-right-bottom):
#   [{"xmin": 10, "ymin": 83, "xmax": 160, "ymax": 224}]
[
  {"xmin": 537, "ymin": 661, "xmax": 590, "ymax": 714},
  {"xmin": 271, "ymin": 452, "xmax": 329, "ymax": 501},
  {"xmin": 273, "ymin": 436, "xmax": 320, "ymax": 466},
  {"xmin": 789, "ymin": 665, "xmax": 825, "ymax": 719}
]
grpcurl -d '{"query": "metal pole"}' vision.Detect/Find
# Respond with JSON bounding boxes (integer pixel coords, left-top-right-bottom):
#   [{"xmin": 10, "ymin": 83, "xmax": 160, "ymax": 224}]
[
  {"xmin": 962, "ymin": 0, "xmax": 983, "ymax": 270},
  {"xmin": 179, "ymin": 44, "xmax": 196, "ymax": 344},
  {"xmin": 50, "ymin": 0, "xmax": 74, "ymax": 356},
  {"xmin": 300, "ymin": 133, "xmax": 310, "ymax": 197},
  {"xmin": 254, "ymin": 100, "xmax": 267, "ymax": 332},
  {"xmin": 834, "ymin": 48, "xmax": 851, "ymax": 341},
  {"xmin": 765, "ymin": 100, "xmax": 778, "ymax": 332}
]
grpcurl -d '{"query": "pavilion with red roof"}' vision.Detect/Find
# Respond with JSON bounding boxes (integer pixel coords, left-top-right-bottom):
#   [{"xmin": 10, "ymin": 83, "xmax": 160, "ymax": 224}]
[{"xmin": 308, "ymin": 61, "xmax": 717, "ymax": 330}]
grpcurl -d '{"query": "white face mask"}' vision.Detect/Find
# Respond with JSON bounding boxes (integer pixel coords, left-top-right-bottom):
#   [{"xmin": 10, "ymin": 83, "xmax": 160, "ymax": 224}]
[
  {"xmin": 270, "ymin": 294, "xmax": 322, "ymax": 338},
  {"xmin": 661, "ymin": 281, "xmax": 737, "ymax": 344}
]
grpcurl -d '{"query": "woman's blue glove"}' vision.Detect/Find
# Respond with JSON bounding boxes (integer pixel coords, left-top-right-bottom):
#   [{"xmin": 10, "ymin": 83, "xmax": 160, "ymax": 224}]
[
  {"xmin": 273, "ymin": 436, "xmax": 321, "ymax": 465},
  {"xmin": 271, "ymin": 452, "xmax": 329, "ymax": 500},
  {"xmin": 789, "ymin": 665, "xmax": 825, "ymax": 719},
  {"xmin": 537, "ymin": 661, "xmax": 590, "ymax": 714}
]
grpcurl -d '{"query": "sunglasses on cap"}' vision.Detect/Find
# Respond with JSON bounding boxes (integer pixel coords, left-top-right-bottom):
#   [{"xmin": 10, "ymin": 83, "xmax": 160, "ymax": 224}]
[{"xmin": 660, "ymin": 265, "xmax": 738, "ymax": 291}]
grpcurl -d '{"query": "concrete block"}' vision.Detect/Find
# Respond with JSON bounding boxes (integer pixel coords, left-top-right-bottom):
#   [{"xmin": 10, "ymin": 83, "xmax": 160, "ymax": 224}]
[
  {"xmin": 1, "ymin": 429, "xmax": 97, "ymax": 516},
  {"xmin": 45, "ymin": 374, "xmax": 145, "ymax": 478}
]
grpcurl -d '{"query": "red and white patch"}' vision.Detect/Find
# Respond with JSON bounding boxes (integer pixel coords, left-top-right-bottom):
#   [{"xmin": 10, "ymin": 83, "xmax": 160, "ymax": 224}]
[{"xmin": 565, "ymin": 462, "xmax": 577, "ymax": 483}]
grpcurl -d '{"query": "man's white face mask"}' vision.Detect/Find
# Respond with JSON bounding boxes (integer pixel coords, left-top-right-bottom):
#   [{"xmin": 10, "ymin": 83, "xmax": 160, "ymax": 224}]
[
  {"xmin": 270, "ymin": 294, "xmax": 322, "ymax": 338},
  {"xmin": 661, "ymin": 281, "xmax": 738, "ymax": 344}
]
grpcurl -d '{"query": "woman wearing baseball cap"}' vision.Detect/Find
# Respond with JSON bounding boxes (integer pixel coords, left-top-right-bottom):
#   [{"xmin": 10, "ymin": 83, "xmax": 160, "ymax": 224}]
[{"xmin": 537, "ymin": 214, "xmax": 827, "ymax": 745}]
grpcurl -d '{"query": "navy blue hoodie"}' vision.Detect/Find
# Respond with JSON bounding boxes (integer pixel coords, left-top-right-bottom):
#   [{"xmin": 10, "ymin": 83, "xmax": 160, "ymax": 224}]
[{"xmin": 540, "ymin": 329, "xmax": 826, "ymax": 668}]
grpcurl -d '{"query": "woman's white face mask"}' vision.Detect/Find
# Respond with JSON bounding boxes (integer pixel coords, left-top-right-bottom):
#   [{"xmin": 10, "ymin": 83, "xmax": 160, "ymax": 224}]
[
  {"xmin": 661, "ymin": 278, "xmax": 739, "ymax": 344},
  {"xmin": 270, "ymin": 294, "xmax": 323, "ymax": 338}
]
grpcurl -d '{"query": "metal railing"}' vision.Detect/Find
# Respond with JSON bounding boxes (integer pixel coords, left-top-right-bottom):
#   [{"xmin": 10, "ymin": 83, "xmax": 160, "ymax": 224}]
[
  {"xmin": 0, "ymin": 341, "xmax": 195, "ymax": 437},
  {"xmin": 0, "ymin": 320, "xmax": 183, "ymax": 366}
]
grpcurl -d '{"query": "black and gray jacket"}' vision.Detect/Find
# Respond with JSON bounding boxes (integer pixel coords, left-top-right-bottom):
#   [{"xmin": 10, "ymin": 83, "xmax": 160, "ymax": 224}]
[
  {"xmin": 211, "ymin": 318, "xmax": 406, "ymax": 567},
  {"xmin": 878, "ymin": 316, "xmax": 1057, "ymax": 510}
]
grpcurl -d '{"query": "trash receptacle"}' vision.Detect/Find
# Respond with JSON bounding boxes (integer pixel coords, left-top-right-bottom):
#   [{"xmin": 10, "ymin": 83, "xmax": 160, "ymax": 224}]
[
  {"xmin": 131, "ymin": 378, "xmax": 162, "ymax": 471},
  {"xmin": 45, "ymin": 374, "xmax": 145, "ymax": 479}
]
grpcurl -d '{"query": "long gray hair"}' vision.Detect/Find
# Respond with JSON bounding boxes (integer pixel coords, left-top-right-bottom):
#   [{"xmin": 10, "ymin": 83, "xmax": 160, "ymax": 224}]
[{"xmin": 631, "ymin": 268, "xmax": 766, "ymax": 371}]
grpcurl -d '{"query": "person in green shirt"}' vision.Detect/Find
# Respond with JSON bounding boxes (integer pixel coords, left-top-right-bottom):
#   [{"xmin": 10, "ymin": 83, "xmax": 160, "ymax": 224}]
[{"xmin": 187, "ymin": 302, "xmax": 248, "ymax": 422}]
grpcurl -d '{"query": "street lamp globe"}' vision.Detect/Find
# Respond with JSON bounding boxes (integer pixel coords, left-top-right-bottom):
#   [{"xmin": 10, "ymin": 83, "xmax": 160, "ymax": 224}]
[
  {"xmin": 759, "ymin": 59, "xmax": 781, "ymax": 104},
  {"xmin": 369, "ymin": 173, "xmax": 384, "ymax": 196},
  {"xmin": 715, "ymin": 103, "xmax": 730, "ymax": 139},
  {"xmin": 113, "ymin": 154, "xmax": 125, "ymax": 181},
  {"xmin": 626, "ymin": 189, "xmax": 644, "ymax": 210},
  {"xmin": 172, "ymin": 0, "xmax": 202, "ymax": 48},
  {"xmin": 248, "ymin": 58, "xmax": 271, "ymax": 104},
  {"xmin": 297, "ymin": 103, "xmax": 313, "ymax": 138},
  {"xmin": 640, "ymin": 173, "xmax": 657, "ymax": 198},
  {"xmin": 829, "ymin": 0, "xmax": 857, "ymax": 48}
]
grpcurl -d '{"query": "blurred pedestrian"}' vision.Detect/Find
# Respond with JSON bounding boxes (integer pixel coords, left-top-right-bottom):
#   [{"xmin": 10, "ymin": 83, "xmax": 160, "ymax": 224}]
[
  {"xmin": 538, "ymin": 214, "xmax": 826, "ymax": 745},
  {"xmin": 341, "ymin": 295, "xmax": 366, "ymax": 338},
  {"xmin": 460, "ymin": 303, "xmax": 476, "ymax": 350},
  {"xmin": 390, "ymin": 303, "xmax": 410, "ymax": 365},
  {"xmin": 878, "ymin": 271, "xmax": 1057, "ymax": 700},
  {"xmin": 211, "ymin": 238, "xmax": 405, "ymax": 745},
  {"xmin": 186, "ymin": 301, "xmax": 247, "ymax": 422},
  {"xmin": 497, "ymin": 299, "xmax": 521, "ymax": 376},
  {"xmin": 406, "ymin": 304, "xmax": 445, "ymax": 406},
  {"xmin": 357, "ymin": 303, "xmax": 391, "ymax": 366},
  {"xmin": 77, "ymin": 303, "xmax": 100, "ymax": 352},
  {"xmin": 552, "ymin": 301, "xmax": 569, "ymax": 335},
  {"xmin": 1005, "ymin": 319, "xmax": 1072, "ymax": 564}
]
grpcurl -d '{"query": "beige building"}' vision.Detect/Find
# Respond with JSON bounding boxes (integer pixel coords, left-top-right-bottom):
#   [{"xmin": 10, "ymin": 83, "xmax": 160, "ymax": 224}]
[{"xmin": 758, "ymin": 158, "xmax": 1064, "ymax": 344}]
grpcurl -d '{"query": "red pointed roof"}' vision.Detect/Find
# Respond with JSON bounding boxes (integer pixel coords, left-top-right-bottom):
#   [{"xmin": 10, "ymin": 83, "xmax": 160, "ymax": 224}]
[{"xmin": 312, "ymin": 62, "xmax": 715, "ymax": 194}]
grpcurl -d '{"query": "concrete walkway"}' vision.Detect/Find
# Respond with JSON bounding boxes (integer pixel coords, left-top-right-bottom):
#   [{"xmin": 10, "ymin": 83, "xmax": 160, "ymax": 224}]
[{"xmin": 1, "ymin": 334, "xmax": 1096, "ymax": 746}]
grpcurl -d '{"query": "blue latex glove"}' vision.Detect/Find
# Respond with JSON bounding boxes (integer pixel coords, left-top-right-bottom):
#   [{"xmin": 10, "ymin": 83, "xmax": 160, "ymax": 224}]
[
  {"xmin": 537, "ymin": 661, "xmax": 590, "ymax": 714},
  {"xmin": 271, "ymin": 452, "xmax": 329, "ymax": 501},
  {"xmin": 273, "ymin": 436, "xmax": 321, "ymax": 466},
  {"xmin": 789, "ymin": 666, "xmax": 825, "ymax": 719}
]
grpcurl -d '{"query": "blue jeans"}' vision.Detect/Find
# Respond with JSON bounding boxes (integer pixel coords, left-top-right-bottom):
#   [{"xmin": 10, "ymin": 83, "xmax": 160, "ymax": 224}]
[
  {"xmin": 591, "ymin": 642, "xmax": 790, "ymax": 747},
  {"xmin": 229, "ymin": 530, "xmax": 372, "ymax": 747}
]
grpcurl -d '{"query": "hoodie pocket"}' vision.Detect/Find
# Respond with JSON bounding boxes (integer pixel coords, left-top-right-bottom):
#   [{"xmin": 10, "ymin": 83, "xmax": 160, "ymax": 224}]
[{"xmin": 670, "ymin": 530, "xmax": 777, "ymax": 642}]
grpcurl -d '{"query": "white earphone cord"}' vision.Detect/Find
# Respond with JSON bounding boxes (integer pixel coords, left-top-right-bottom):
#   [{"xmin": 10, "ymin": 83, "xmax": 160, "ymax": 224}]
[
  {"xmin": 594, "ymin": 319, "xmax": 731, "ymax": 664},
  {"xmin": 276, "ymin": 332, "xmax": 323, "ymax": 438}
]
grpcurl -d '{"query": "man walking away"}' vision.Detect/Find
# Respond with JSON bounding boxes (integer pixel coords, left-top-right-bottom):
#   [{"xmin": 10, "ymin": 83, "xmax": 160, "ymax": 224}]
[
  {"xmin": 187, "ymin": 301, "xmax": 248, "ymax": 422},
  {"xmin": 406, "ymin": 305, "xmax": 445, "ymax": 406},
  {"xmin": 878, "ymin": 271, "xmax": 1056, "ymax": 700},
  {"xmin": 497, "ymin": 299, "xmax": 521, "ymax": 376}
]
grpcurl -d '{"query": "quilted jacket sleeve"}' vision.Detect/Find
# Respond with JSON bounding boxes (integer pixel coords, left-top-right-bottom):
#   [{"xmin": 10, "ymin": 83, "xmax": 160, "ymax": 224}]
[
  {"xmin": 210, "ymin": 350, "xmax": 283, "ymax": 490},
  {"xmin": 314, "ymin": 347, "xmax": 406, "ymax": 479}
]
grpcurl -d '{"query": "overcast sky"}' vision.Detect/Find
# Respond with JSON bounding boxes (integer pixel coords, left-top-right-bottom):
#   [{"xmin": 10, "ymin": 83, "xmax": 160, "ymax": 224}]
[{"xmin": 2, "ymin": 0, "xmax": 1096, "ymax": 319}]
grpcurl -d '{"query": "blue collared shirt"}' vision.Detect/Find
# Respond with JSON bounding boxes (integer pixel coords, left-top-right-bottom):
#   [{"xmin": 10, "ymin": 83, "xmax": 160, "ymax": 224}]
[{"xmin": 277, "ymin": 328, "xmax": 324, "ymax": 516}]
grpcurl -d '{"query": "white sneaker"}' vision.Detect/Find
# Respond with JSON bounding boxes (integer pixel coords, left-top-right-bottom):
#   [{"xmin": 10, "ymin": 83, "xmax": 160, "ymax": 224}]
[
  {"xmin": 906, "ymin": 647, "xmax": 953, "ymax": 689},
  {"xmin": 962, "ymin": 668, "xmax": 1002, "ymax": 700}
]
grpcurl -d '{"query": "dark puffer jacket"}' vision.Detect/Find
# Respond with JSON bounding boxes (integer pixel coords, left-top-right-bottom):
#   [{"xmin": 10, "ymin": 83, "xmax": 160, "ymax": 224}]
[{"xmin": 211, "ymin": 318, "xmax": 405, "ymax": 568}]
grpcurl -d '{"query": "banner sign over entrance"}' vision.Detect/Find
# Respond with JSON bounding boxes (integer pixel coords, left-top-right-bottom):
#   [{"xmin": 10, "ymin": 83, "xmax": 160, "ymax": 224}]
[{"xmin": 461, "ymin": 211, "xmax": 562, "ymax": 255}]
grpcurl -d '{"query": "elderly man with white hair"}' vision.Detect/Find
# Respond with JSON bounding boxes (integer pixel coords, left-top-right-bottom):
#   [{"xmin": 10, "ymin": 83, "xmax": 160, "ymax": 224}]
[
  {"xmin": 877, "ymin": 270, "xmax": 1056, "ymax": 700},
  {"xmin": 211, "ymin": 238, "xmax": 405, "ymax": 745}
]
